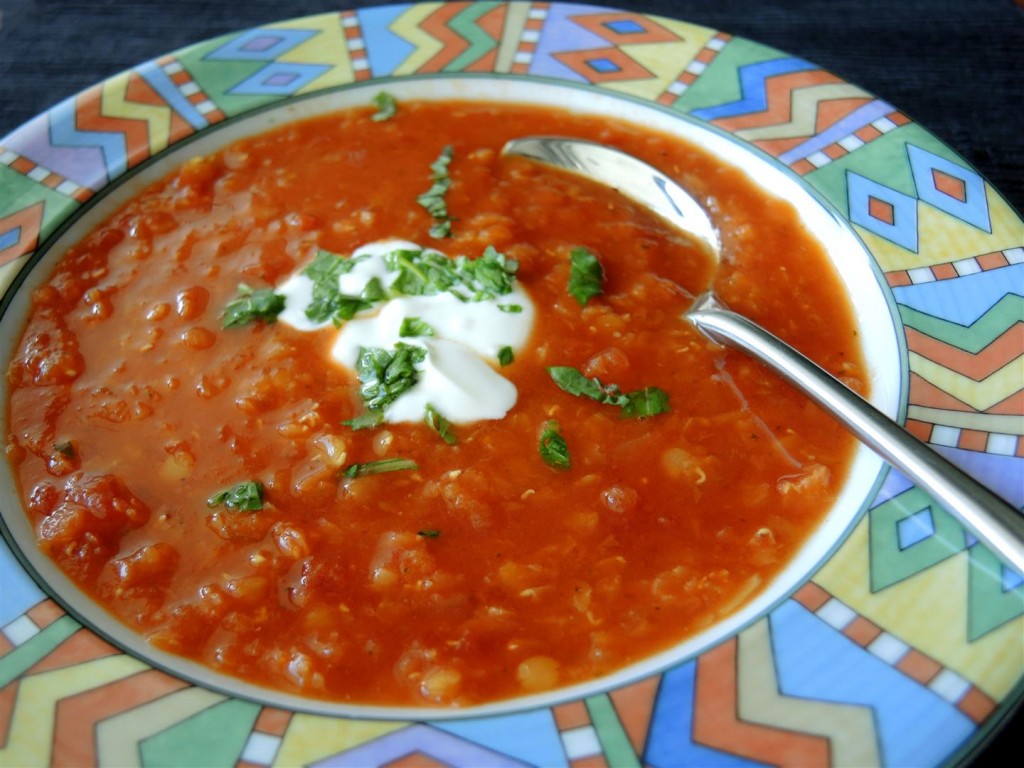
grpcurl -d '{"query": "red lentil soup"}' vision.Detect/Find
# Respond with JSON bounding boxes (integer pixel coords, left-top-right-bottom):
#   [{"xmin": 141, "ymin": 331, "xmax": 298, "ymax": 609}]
[{"xmin": 4, "ymin": 100, "xmax": 866, "ymax": 707}]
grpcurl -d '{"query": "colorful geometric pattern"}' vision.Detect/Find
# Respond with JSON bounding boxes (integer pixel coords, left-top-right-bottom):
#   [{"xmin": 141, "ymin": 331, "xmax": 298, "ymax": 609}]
[{"xmin": 1, "ymin": 3, "xmax": 1021, "ymax": 766}]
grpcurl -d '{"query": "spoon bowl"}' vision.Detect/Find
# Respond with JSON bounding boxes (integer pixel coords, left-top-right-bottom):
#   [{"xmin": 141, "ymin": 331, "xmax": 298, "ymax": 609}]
[{"xmin": 502, "ymin": 135, "xmax": 1024, "ymax": 573}]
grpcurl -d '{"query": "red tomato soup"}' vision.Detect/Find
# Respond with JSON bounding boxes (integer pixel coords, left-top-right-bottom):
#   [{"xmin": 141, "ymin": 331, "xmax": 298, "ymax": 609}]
[{"xmin": 4, "ymin": 100, "xmax": 866, "ymax": 707}]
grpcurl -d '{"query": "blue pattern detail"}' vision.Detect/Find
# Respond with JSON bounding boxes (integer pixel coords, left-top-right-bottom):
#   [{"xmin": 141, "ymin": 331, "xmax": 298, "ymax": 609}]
[
  {"xmin": 847, "ymin": 171, "xmax": 919, "ymax": 251},
  {"xmin": 358, "ymin": 6, "xmax": 416, "ymax": 76},
  {"xmin": 770, "ymin": 601, "xmax": 975, "ymax": 767},
  {"xmin": 0, "ymin": 538, "xmax": 46, "ymax": 627},
  {"xmin": 897, "ymin": 507, "xmax": 936, "ymax": 549},
  {"xmin": 891, "ymin": 263, "xmax": 1023, "ymax": 326},
  {"xmin": 646, "ymin": 661, "xmax": 767, "ymax": 767},
  {"xmin": 908, "ymin": 145, "xmax": 991, "ymax": 233},
  {"xmin": 48, "ymin": 99, "xmax": 126, "ymax": 182},
  {"xmin": 604, "ymin": 19, "xmax": 646, "ymax": 35},
  {"xmin": 206, "ymin": 28, "xmax": 318, "ymax": 61},
  {"xmin": 136, "ymin": 61, "xmax": 212, "ymax": 130},
  {"xmin": 530, "ymin": 4, "xmax": 616, "ymax": 80},
  {"xmin": 0, "ymin": 225, "xmax": 21, "ymax": 251},
  {"xmin": 690, "ymin": 58, "xmax": 816, "ymax": 121},
  {"xmin": 228, "ymin": 62, "xmax": 330, "ymax": 96},
  {"xmin": 435, "ymin": 709, "xmax": 567, "ymax": 768},
  {"xmin": 586, "ymin": 57, "xmax": 621, "ymax": 73}
]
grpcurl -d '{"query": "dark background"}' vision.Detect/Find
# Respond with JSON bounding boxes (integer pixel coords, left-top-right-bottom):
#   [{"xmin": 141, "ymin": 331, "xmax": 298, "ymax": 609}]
[{"xmin": 0, "ymin": 1, "xmax": 1020, "ymax": 765}]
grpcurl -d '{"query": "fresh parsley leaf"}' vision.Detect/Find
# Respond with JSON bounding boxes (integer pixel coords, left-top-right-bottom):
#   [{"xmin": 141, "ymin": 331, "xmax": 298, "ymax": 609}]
[
  {"xmin": 539, "ymin": 420, "xmax": 571, "ymax": 470},
  {"xmin": 417, "ymin": 145, "xmax": 454, "ymax": 238},
  {"xmin": 567, "ymin": 247, "xmax": 604, "ymax": 306},
  {"xmin": 399, "ymin": 316, "xmax": 436, "ymax": 337},
  {"xmin": 547, "ymin": 366, "xmax": 670, "ymax": 418},
  {"xmin": 371, "ymin": 91, "xmax": 398, "ymax": 121},
  {"xmin": 548, "ymin": 366, "xmax": 628, "ymax": 406},
  {"xmin": 498, "ymin": 346, "xmax": 514, "ymax": 366},
  {"xmin": 383, "ymin": 245, "xmax": 517, "ymax": 302},
  {"xmin": 207, "ymin": 480, "xmax": 264, "ymax": 511},
  {"xmin": 622, "ymin": 387, "xmax": 671, "ymax": 417},
  {"xmin": 302, "ymin": 250, "xmax": 376, "ymax": 326},
  {"xmin": 342, "ymin": 458, "xmax": 418, "ymax": 478},
  {"xmin": 343, "ymin": 411, "xmax": 384, "ymax": 431},
  {"xmin": 425, "ymin": 404, "xmax": 457, "ymax": 445},
  {"xmin": 222, "ymin": 284, "xmax": 286, "ymax": 328},
  {"xmin": 354, "ymin": 343, "xmax": 427, "ymax": 412}
]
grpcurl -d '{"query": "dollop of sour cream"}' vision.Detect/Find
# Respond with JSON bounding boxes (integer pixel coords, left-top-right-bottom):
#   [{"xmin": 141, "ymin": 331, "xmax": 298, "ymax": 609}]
[{"xmin": 276, "ymin": 240, "xmax": 535, "ymax": 424}]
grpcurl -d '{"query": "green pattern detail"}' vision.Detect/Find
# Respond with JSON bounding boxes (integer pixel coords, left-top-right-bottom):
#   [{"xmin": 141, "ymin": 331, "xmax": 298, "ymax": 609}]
[
  {"xmin": 585, "ymin": 694, "xmax": 641, "ymax": 768},
  {"xmin": 446, "ymin": 2, "xmax": 503, "ymax": 71},
  {"xmin": 0, "ymin": 615, "xmax": 81, "ymax": 688},
  {"xmin": 139, "ymin": 698, "xmax": 261, "ymax": 768},
  {"xmin": 805, "ymin": 123, "xmax": 966, "ymax": 218},
  {"xmin": 898, "ymin": 294, "xmax": 1024, "ymax": 355},
  {"xmin": 869, "ymin": 487, "xmax": 967, "ymax": 592},
  {"xmin": 967, "ymin": 545, "xmax": 1024, "ymax": 640},
  {"xmin": 174, "ymin": 37, "xmax": 283, "ymax": 118},
  {"xmin": 0, "ymin": 166, "xmax": 79, "ymax": 245},
  {"xmin": 671, "ymin": 37, "xmax": 785, "ymax": 113}
]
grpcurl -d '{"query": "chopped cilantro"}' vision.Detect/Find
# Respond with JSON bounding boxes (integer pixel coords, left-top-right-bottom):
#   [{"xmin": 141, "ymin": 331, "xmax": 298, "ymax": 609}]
[
  {"xmin": 547, "ymin": 366, "xmax": 670, "ymax": 418},
  {"xmin": 207, "ymin": 480, "xmax": 264, "ymax": 511},
  {"xmin": 222, "ymin": 284, "xmax": 285, "ymax": 328},
  {"xmin": 302, "ymin": 249, "xmax": 377, "ymax": 326},
  {"xmin": 342, "ymin": 458, "xmax": 418, "ymax": 478},
  {"xmin": 425, "ymin": 404, "xmax": 457, "ymax": 445},
  {"xmin": 353, "ymin": 343, "xmax": 427, "ymax": 413},
  {"xmin": 418, "ymin": 529, "xmax": 441, "ymax": 538},
  {"xmin": 371, "ymin": 91, "xmax": 398, "ymax": 121},
  {"xmin": 384, "ymin": 244, "xmax": 517, "ymax": 302},
  {"xmin": 539, "ymin": 420, "xmax": 571, "ymax": 470},
  {"xmin": 497, "ymin": 346, "xmax": 514, "ymax": 366},
  {"xmin": 567, "ymin": 247, "xmax": 604, "ymax": 306},
  {"xmin": 399, "ymin": 316, "xmax": 436, "ymax": 337},
  {"xmin": 417, "ymin": 145, "xmax": 455, "ymax": 238}
]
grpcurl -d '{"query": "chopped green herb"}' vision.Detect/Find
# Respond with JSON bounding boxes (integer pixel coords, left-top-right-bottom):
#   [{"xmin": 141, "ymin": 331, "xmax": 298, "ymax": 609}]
[
  {"xmin": 539, "ymin": 420, "xmax": 571, "ymax": 470},
  {"xmin": 207, "ymin": 480, "xmax": 264, "ymax": 511},
  {"xmin": 399, "ymin": 316, "xmax": 436, "ymax": 337},
  {"xmin": 302, "ymin": 249, "xmax": 376, "ymax": 326},
  {"xmin": 343, "ymin": 411, "xmax": 384, "ymax": 431},
  {"xmin": 342, "ymin": 458, "xmax": 418, "ymax": 478},
  {"xmin": 498, "ymin": 304, "xmax": 523, "ymax": 313},
  {"xmin": 547, "ymin": 366, "xmax": 670, "ymax": 418},
  {"xmin": 53, "ymin": 441, "xmax": 75, "ymax": 457},
  {"xmin": 383, "ymin": 244, "xmax": 517, "ymax": 302},
  {"xmin": 354, "ymin": 343, "xmax": 427, "ymax": 412},
  {"xmin": 497, "ymin": 346, "xmax": 514, "ymax": 366},
  {"xmin": 371, "ymin": 91, "xmax": 398, "ymax": 121},
  {"xmin": 417, "ymin": 145, "xmax": 454, "ymax": 238},
  {"xmin": 222, "ymin": 283, "xmax": 286, "ymax": 328},
  {"xmin": 418, "ymin": 529, "xmax": 441, "ymax": 538},
  {"xmin": 548, "ymin": 366, "xmax": 628, "ymax": 406},
  {"xmin": 621, "ymin": 386, "xmax": 671, "ymax": 417},
  {"xmin": 567, "ymin": 247, "xmax": 605, "ymax": 306},
  {"xmin": 425, "ymin": 404, "xmax": 457, "ymax": 445}
]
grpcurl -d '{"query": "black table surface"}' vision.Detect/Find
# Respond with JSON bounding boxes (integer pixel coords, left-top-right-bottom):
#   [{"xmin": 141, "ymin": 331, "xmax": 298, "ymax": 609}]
[{"xmin": 1, "ymin": 1, "xmax": 1021, "ymax": 766}]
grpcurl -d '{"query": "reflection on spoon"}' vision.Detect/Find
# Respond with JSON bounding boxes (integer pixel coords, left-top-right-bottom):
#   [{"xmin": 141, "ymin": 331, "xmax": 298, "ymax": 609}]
[{"xmin": 502, "ymin": 136, "xmax": 1024, "ymax": 573}]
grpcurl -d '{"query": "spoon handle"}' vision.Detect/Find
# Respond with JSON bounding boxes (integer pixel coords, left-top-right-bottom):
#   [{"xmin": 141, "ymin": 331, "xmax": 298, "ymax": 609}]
[{"xmin": 688, "ymin": 293, "xmax": 1024, "ymax": 573}]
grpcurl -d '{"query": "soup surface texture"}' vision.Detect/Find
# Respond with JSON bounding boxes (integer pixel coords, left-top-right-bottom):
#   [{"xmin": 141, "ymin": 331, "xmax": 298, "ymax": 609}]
[{"xmin": 5, "ymin": 100, "xmax": 866, "ymax": 707}]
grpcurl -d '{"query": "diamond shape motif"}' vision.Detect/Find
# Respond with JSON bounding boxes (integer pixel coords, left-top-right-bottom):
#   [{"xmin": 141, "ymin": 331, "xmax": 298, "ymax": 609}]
[
  {"xmin": 552, "ymin": 47, "xmax": 654, "ymax": 83},
  {"xmin": 868, "ymin": 486, "xmax": 967, "ymax": 591},
  {"xmin": 967, "ymin": 544, "xmax": 1024, "ymax": 639},
  {"xmin": 206, "ymin": 28, "xmax": 318, "ymax": 61},
  {"xmin": 907, "ymin": 144, "xmax": 991, "ymax": 232},
  {"xmin": 571, "ymin": 12, "xmax": 681, "ymax": 45},
  {"xmin": 896, "ymin": 508, "xmax": 936, "ymax": 550},
  {"xmin": 228, "ymin": 62, "xmax": 331, "ymax": 96},
  {"xmin": 847, "ymin": 170, "xmax": 919, "ymax": 252}
]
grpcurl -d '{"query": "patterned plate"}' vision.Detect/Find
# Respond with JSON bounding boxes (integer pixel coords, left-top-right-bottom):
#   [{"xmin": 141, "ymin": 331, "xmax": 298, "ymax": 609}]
[{"xmin": 1, "ymin": 3, "xmax": 1021, "ymax": 766}]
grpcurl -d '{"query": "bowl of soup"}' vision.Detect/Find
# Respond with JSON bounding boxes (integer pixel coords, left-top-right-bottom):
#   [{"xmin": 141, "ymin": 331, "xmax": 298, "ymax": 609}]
[{"xmin": 1, "ymin": 3, "xmax": 1020, "ymax": 765}]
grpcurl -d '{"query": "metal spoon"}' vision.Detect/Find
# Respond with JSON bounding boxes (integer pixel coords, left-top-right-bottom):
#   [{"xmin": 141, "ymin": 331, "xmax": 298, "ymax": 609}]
[{"xmin": 502, "ymin": 135, "xmax": 1024, "ymax": 573}]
